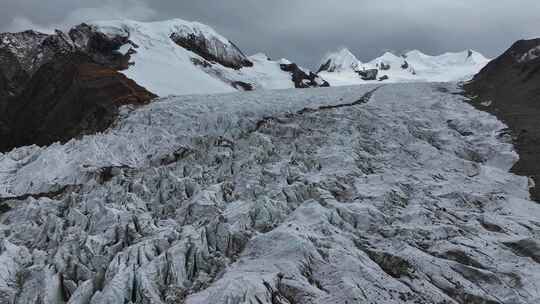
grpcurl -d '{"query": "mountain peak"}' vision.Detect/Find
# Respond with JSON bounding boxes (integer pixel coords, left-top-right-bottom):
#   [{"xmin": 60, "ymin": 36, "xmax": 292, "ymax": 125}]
[
  {"xmin": 318, "ymin": 48, "xmax": 360, "ymax": 72},
  {"xmin": 88, "ymin": 19, "xmax": 253, "ymax": 70},
  {"xmin": 336, "ymin": 47, "xmax": 355, "ymax": 56}
]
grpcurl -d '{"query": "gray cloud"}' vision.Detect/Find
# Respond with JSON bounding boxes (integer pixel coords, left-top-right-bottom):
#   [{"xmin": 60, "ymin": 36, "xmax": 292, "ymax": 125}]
[{"xmin": 1, "ymin": 0, "xmax": 539, "ymax": 69}]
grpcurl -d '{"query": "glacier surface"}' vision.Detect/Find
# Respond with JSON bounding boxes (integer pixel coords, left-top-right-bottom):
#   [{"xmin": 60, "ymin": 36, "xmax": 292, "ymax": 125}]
[{"xmin": 0, "ymin": 83, "xmax": 539, "ymax": 303}]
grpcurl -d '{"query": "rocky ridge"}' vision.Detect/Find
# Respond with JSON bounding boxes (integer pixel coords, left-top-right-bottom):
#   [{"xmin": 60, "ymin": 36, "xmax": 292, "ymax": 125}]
[
  {"xmin": 0, "ymin": 25, "xmax": 156, "ymax": 152},
  {"xmin": 464, "ymin": 38, "xmax": 540, "ymax": 201},
  {"xmin": 1, "ymin": 52, "xmax": 156, "ymax": 151}
]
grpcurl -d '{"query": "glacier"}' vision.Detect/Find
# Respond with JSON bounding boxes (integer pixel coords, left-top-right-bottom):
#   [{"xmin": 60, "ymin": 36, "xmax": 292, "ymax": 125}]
[{"xmin": 0, "ymin": 83, "xmax": 539, "ymax": 303}]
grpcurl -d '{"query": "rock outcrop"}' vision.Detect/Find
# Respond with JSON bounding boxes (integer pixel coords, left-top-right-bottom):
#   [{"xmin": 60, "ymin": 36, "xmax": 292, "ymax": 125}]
[
  {"xmin": 464, "ymin": 38, "xmax": 540, "ymax": 201},
  {"xmin": 379, "ymin": 62, "xmax": 391, "ymax": 70},
  {"xmin": 280, "ymin": 63, "xmax": 330, "ymax": 88},
  {"xmin": 401, "ymin": 60, "xmax": 409, "ymax": 69},
  {"xmin": 68, "ymin": 23, "xmax": 134, "ymax": 70},
  {"xmin": 0, "ymin": 26, "xmax": 156, "ymax": 152},
  {"xmin": 0, "ymin": 52, "xmax": 155, "ymax": 151},
  {"xmin": 0, "ymin": 30, "xmax": 66, "ymax": 98},
  {"xmin": 357, "ymin": 68, "xmax": 379, "ymax": 80},
  {"xmin": 170, "ymin": 32, "xmax": 252, "ymax": 70}
]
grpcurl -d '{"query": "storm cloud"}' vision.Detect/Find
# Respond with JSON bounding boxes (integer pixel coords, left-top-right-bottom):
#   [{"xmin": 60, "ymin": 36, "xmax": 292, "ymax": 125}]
[{"xmin": 1, "ymin": 0, "xmax": 539, "ymax": 68}]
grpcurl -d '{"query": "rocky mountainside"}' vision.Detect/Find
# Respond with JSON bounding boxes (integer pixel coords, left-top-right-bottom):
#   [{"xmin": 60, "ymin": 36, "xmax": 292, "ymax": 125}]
[
  {"xmin": 0, "ymin": 19, "xmax": 328, "ymax": 152},
  {"xmin": 464, "ymin": 38, "xmax": 540, "ymax": 201},
  {"xmin": 1, "ymin": 83, "xmax": 539, "ymax": 303},
  {"xmin": 0, "ymin": 52, "xmax": 155, "ymax": 151},
  {"xmin": 318, "ymin": 48, "xmax": 490, "ymax": 86},
  {"xmin": 0, "ymin": 28, "xmax": 157, "ymax": 152}
]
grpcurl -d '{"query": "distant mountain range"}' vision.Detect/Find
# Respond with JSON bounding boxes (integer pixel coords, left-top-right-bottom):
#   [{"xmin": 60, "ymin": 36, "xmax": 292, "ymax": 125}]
[{"xmin": 318, "ymin": 47, "xmax": 490, "ymax": 85}]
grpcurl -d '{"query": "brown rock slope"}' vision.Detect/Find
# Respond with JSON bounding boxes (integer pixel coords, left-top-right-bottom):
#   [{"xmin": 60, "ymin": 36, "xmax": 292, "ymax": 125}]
[
  {"xmin": 0, "ymin": 25, "xmax": 156, "ymax": 152},
  {"xmin": 464, "ymin": 38, "xmax": 540, "ymax": 201},
  {"xmin": 0, "ymin": 52, "xmax": 156, "ymax": 151}
]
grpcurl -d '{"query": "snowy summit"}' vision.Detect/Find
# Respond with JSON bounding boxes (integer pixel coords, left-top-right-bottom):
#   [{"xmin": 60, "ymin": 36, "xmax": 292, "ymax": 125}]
[
  {"xmin": 318, "ymin": 48, "xmax": 490, "ymax": 85},
  {"xmin": 89, "ymin": 19, "xmax": 328, "ymax": 96},
  {"xmin": 318, "ymin": 48, "xmax": 361, "ymax": 73}
]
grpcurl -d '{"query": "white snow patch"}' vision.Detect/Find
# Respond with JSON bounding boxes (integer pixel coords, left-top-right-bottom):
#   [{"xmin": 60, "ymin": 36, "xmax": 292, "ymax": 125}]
[
  {"xmin": 519, "ymin": 45, "xmax": 540, "ymax": 63},
  {"xmin": 480, "ymin": 100, "xmax": 493, "ymax": 107}
]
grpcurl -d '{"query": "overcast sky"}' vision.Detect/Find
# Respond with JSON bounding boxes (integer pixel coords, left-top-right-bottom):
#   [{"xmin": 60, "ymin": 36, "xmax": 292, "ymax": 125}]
[{"xmin": 1, "ymin": 0, "xmax": 539, "ymax": 68}]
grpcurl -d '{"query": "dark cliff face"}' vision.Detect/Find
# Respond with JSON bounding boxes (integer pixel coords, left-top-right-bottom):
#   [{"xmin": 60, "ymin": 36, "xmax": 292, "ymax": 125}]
[
  {"xmin": 69, "ymin": 23, "xmax": 134, "ymax": 70},
  {"xmin": 0, "ymin": 27, "xmax": 156, "ymax": 152},
  {"xmin": 317, "ymin": 59, "xmax": 334, "ymax": 73},
  {"xmin": 0, "ymin": 25, "xmax": 137, "ymax": 100},
  {"xmin": 170, "ymin": 32, "xmax": 253, "ymax": 70},
  {"xmin": 0, "ymin": 31, "xmax": 50, "ymax": 98},
  {"xmin": 464, "ymin": 38, "xmax": 540, "ymax": 201},
  {"xmin": 0, "ymin": 53, "xmax": 156, "ymax": 151}
]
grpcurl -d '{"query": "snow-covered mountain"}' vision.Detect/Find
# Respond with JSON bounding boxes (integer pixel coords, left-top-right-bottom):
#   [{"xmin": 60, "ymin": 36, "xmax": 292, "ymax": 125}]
[
  {"xmin": 318, "ymin": 48, "xmax": 360, "ymax": 72},
  {"xmin": 89, "ymin": 19, "xmax": 328, "ymax": 96},
  {"xmin": 318, "ymin": 48, "xmax": 490, "ymax": 86},
  {"xmin": 0, "ymin": 19, "xmax": 328, "ymax": 98}
]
